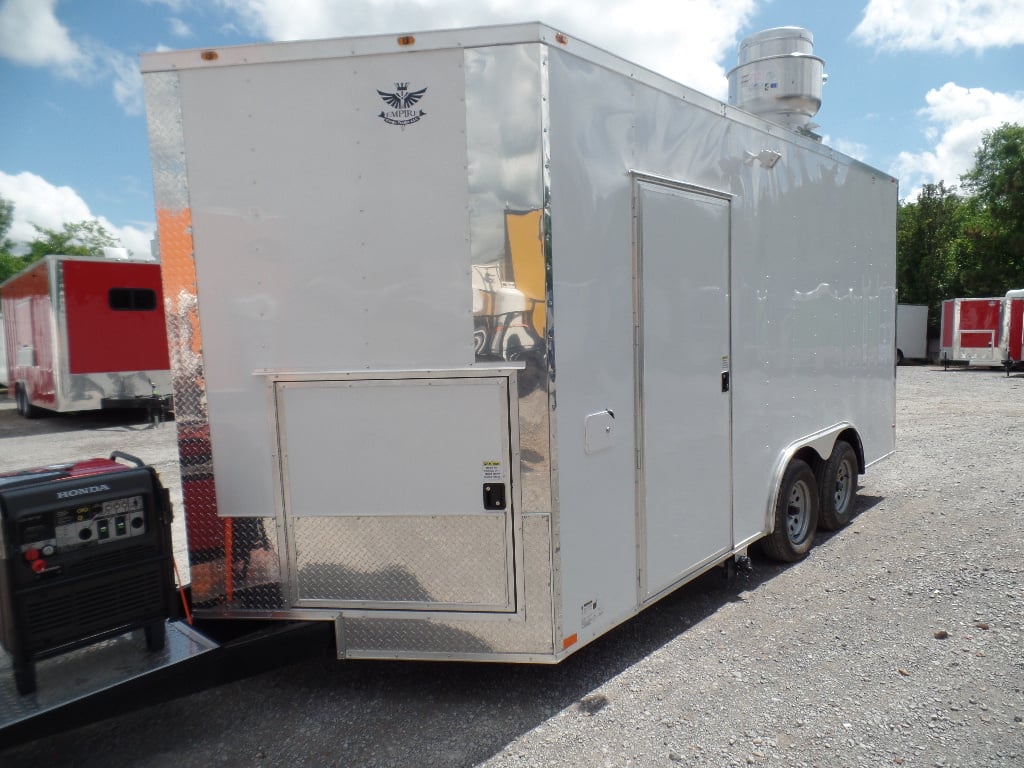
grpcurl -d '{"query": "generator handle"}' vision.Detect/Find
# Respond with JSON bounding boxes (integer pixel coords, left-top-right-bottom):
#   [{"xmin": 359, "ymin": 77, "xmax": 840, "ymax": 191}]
[{"xmin": 109, "ymin": 451, "xmax": 146, "ymax": 468}]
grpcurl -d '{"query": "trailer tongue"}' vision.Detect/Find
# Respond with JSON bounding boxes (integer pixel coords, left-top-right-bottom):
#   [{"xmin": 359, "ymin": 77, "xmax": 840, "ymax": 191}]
[
  {"xmin": 0, "ymin": 614, "xmax": 331, "ymax": 748},
  {"xmin": 0, "ymin": 455, "xmax": 332, "ymax": 748}
]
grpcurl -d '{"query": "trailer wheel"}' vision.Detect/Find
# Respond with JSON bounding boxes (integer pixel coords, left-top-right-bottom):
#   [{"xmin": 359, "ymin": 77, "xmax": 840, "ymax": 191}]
[
  {"xmin": 819, "ymin": 441, "xmax": 858, "ymax": 530},
  {"xmin": 761, "ymin": 459, "xmax": 819, "ymax": 562},
  {"xmin": 15, "ymin": 384, "xmax": 42, "ymax": 419}
]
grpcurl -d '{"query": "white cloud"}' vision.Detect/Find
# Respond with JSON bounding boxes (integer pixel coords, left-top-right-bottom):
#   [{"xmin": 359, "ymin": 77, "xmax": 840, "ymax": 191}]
[
  {"xmin": 108, "ymin": 50, "xmax": 146, "ymax": 116},
  {"xmin": 169, "ymin": 17, "xmax": 193, "ymax": 38},
  {"xmin": 215, "ymin": 0, "xmax": 758, "ymax": 98},
  {"xmin": 854, "ymin": 0, "xmax": 1024, "ymax": 52},
  {"xmin": 0, "ymin": 171, "xmax": 155, "ymax": 259},
  {"xmin": 893, "ymin": 83, "xmax": 1024, "ymax": 199},
  {"xmin": 0, "ymin": 0, "xmax": 84, "ymax": 71},
  {"xmin": 0, "ymin": 0, "xmax": 146, "ymax": 115}
]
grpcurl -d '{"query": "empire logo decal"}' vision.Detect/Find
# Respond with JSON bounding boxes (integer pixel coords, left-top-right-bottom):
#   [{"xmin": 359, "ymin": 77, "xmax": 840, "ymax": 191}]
[{"xmin": 377, "ymin": 82, "xmax": 427, "ymax": 126}]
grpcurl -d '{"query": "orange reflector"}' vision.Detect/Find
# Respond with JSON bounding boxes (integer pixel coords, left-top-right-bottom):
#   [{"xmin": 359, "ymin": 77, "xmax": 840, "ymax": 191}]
[
  {"xmin": 555, "ymin": 33, "xmax": 569, "ymax": 45},
  {"xmin": 562, "ymin": 633, "xmax": 578, "ymax": 650},
  {"xmin": 200, "ymin": 50, "xmax": 219, "ymax": 61},
  {"xmin": 397, "ymin": 35, "xmax": 416, "ymax": 46}
]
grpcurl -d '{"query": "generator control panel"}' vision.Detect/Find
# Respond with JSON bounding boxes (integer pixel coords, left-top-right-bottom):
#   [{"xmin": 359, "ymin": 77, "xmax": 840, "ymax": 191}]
[
  {"xmin": 21, "ymin": 493, "xmax": 149, "ymax": 555},
  {"xmin": 0, "ymin": 455, "xmax": 171, "ymax": 586}
]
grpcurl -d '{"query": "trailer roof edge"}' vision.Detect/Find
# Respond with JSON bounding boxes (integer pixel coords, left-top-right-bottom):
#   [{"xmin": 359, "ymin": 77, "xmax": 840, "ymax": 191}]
[{"xmin": 138, "ymin": 20, "xmax": 897, "ymax": 183}]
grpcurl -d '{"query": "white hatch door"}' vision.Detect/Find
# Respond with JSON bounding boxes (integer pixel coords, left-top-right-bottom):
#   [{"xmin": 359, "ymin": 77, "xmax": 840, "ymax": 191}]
[{"xmin": 274, "ymin": 373, "xmax": 516, "ymax": 612}]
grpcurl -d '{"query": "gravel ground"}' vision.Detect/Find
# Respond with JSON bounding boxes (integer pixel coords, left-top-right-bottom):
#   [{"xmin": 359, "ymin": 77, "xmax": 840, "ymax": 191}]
[{"xmin": 1, "ymin": 365, "xmax": 1022, "ymax": 767}]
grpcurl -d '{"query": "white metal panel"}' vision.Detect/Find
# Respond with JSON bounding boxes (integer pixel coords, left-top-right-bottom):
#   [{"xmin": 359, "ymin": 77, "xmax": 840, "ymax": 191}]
[
  {"xmin": 177, "ymin": 48, "xmax": 473, "ymax": 518},
  {"xmin": 546, "ymin": 46, "xmax": 895, "ymax": 645},
  {"xmin": 274, "ymin": 373, "xmax": 516, "ymax": 613},
  {"xmin": 636, "ymin": 182, "xmax": 732, "ymax": 599},
  {"xmin": 277, "ymin": 376, "xmax": 510, "ymax": 517},
  {"xmin": 544, "ymin": 54, "xmax": 642, "ymax": 648},
  {"xmin": 896, "ymin": 304, "xmax": 928, "ymax": 360}
]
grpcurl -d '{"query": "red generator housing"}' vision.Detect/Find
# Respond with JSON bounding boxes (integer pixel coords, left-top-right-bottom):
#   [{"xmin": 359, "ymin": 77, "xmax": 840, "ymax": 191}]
[{"xmin": 1, "ymin": 255, "xmax": 172, "ymax": 419}]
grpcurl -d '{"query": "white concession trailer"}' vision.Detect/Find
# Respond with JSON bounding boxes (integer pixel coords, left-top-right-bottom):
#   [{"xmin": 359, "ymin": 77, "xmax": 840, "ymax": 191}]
[{"xmin": 141, "ymin": 23, "xmax": 896, "ymax": 662}]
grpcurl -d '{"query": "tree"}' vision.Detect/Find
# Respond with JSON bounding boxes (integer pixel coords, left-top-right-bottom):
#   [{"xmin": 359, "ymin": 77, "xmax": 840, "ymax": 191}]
[
  {"xmin": 896, "ymin": 181, "xmax": 965, "ymax": 330},
  {"xmin": 0, "ymin": 195, "xmax": 30, "ymax": 283},
  {"xmin": 24, "ymin": 220, "xmax": 121, "ymax": 262},
  {"xmin": 0, "ymin": 199, "xmax": 126, "ymax": 282},
  {"xmin": 959, "ymin": 123, "xmax": 1024, "ymax": 292},
  {"xmin": 961, "ymin": 123, "xmax": 1024, "ymax": 227}
]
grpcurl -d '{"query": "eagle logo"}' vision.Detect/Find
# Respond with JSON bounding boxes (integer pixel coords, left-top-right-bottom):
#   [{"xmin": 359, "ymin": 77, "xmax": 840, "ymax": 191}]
[{"xmin": 377, "ymin": 83, "xmax": 427, "ymax": 109}]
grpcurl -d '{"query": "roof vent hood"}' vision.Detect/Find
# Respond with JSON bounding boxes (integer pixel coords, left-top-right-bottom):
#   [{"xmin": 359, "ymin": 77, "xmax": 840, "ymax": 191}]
[{"xmin": 727, "ymin": 27, "xmax": 826, "ymax": 139}]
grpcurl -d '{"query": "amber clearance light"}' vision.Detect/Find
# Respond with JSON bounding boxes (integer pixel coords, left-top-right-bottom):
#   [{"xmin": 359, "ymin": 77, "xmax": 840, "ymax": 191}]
[
  {"xmin": 200, "ymin": 50, "xmax": 219, "ymax": 61},
  {"xmin": 397, "ymin": 35, "xmax": 416, "ymax": 46}
]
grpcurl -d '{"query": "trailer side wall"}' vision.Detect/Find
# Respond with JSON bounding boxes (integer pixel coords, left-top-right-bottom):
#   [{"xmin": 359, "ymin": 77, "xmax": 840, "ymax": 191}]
[{"xmin": 546, "ymin": 46, "xmax": 896, "ymax": 647}]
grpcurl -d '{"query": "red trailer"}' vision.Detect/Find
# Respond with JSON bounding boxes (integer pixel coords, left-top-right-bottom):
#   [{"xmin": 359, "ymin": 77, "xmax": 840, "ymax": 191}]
[
  {"xmin": 1002, "ymin": 289, "xmax": 1024, "ymax": 373},
  {"xmin": 940, "ymin": 291, "xmax": 1024, "ymax": 373},
  {"xmin": 1, "ymin": 255, "xmax": 172, "ymax": 418}
]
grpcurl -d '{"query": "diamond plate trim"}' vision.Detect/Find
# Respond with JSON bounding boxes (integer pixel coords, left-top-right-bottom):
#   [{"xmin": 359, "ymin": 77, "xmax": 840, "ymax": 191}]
[
  {"xmin": 339, "ymin": 514, "xmax": 554, "ymax": 656},
  {"xmin": 145, "ymin": 70, "xmax": 288, "ymax": 610},
  {"xmin": 294, "ymin": 515, "xmax": 510, "ymax": 608}
]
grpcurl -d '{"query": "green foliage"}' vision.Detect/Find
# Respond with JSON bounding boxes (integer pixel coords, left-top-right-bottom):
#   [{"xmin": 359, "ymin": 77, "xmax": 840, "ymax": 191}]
[
  {"xmin": 0, "ymin": 252, "xmax": 31, "ymax": 283},
  {"xmin": 0, "ymin": 196, "xmax": 126, "ymax": 283},
  {"xmin": 897, "ymin": 122, "xmax": 1024, "ymax": 333},
  {"xmin": 24, "ymin": 220, "xmax": 120, "ymax": 262},
  {"xmin": 958, "ymin": 124, "xmax": 1024, "ymax": 293},
  {"xmin": 896, "ymin": 182, "xmax": 963, "ymax": 329},
  {"xmin": 0, "ymin": 196, "xmax": 12, "ymax": 240},
  {"xmin": 961, "ymin": 123, "xmax": 1024, "ymax": 226},
  {"xmin": 0, "ymin": 196, "xmax": 30, "ymax": 283}
]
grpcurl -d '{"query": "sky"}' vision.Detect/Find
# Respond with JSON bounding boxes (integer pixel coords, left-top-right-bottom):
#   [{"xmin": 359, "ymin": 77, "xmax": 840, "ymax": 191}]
[{"xmin": 0, "ymin": 0, "xmax": 1022, "ymax": 258}]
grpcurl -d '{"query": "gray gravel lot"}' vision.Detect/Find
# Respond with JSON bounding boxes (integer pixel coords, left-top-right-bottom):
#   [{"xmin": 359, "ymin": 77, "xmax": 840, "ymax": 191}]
[{"xmin": 1, "ymin": 365, "xmax": 1022, "ymax": 767}]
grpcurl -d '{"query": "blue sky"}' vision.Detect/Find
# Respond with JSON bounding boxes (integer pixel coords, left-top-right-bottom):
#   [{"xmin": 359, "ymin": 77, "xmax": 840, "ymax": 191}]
[{"xmin": 1, "ymin": 0, "xmax": 1022, "ymax": 257}]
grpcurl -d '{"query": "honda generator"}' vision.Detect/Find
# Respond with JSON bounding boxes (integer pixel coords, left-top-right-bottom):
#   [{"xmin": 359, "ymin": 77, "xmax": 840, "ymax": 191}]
[{"xmin": 0, "ymin": 452, "xmax": 176, "ymax": 695}]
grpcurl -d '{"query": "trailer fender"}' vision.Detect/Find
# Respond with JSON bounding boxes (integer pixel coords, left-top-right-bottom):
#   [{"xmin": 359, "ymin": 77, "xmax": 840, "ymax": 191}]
[{"xmin": 763, "ymin": 423, "xmax": 862, "ymax": 535}]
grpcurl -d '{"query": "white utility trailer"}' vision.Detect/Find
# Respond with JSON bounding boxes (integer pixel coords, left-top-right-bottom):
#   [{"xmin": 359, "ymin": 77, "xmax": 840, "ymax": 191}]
[
  {"xmin": 896, "ymin": 303, "xmax": 929, "ymax": 363},
  {"xmin": 141, "ymin": 23, "xmax": 896, "ymax": 662}
]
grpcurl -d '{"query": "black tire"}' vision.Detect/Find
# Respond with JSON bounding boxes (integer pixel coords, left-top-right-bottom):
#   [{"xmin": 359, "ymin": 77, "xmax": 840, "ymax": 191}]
[
  {"xmin": 819, "ymin": 441, "xmax": 859, "ymax": 530},
  {"xmin": 761, "ymin": 459, "xmax": 819, "ymax": 562},
  {"xmin": 896, "ymin": 348, "xmax": 904, "ymax": 365},
  {"xmin": 15, "ymin": 385, "xmax": 43, "ymax": 419}
]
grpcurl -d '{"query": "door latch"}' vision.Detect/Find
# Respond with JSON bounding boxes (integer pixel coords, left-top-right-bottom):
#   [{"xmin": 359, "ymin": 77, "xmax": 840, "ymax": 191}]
[{"xmin": 483, "ymin": 483, "xmax": 506, "ymax": 511}]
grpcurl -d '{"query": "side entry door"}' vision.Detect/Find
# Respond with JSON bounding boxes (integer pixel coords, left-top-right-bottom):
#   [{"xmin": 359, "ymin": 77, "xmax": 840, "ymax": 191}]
[{"xmin": 634, "ymin": 179, "xmax": 733, "ymax": 601}]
